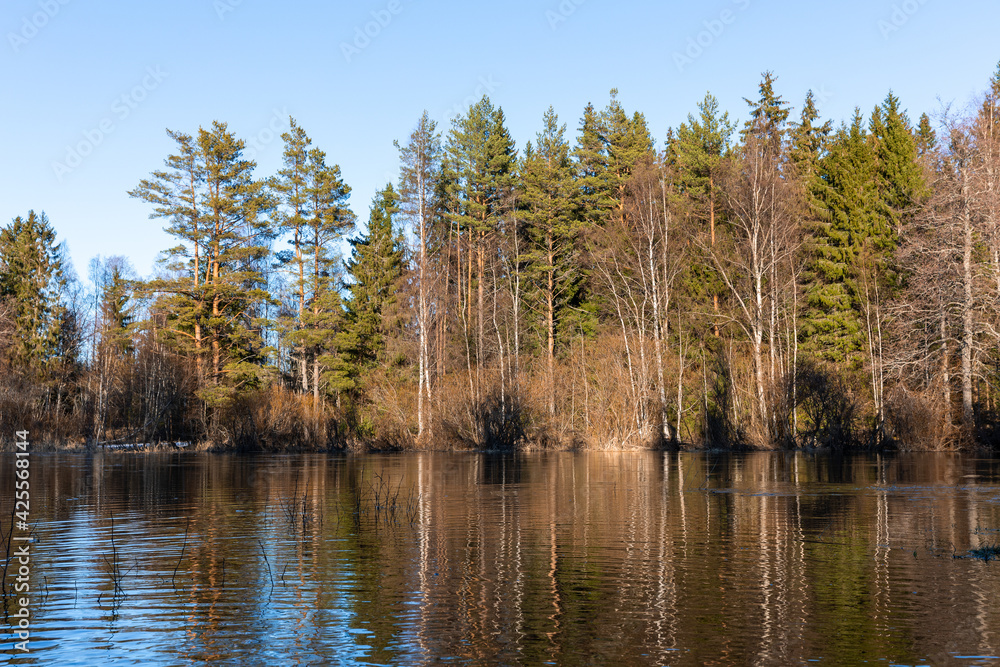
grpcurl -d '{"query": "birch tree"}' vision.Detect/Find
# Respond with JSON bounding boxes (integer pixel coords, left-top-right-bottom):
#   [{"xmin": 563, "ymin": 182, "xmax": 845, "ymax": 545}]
[{"xmin": 397, "ymin": 111, "xmax": 443, "ymax": 439}]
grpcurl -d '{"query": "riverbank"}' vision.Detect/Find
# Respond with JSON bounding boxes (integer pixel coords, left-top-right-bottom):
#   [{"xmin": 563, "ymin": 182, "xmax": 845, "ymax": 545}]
[{"xmin": 7, "ymin": 434, "xmax": 993, "ymax": 455}]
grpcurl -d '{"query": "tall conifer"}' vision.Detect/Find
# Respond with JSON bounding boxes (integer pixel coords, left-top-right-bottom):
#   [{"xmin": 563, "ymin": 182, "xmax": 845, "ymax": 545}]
[{"xmin": 521, "ymin": 107, "xmax": 580, "ymax": 416}]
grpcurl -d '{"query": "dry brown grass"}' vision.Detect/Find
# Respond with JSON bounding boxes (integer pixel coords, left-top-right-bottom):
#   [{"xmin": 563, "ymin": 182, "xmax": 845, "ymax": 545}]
[{"xmin": 213, "ymin": 387, "xmax": 340, "ymax": 451}]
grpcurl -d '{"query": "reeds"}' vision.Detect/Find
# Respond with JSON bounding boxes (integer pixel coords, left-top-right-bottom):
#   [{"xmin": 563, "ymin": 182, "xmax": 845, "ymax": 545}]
[
  {"xmin": 0, "ymin": 504, "xmax": 15, "ymax": 620},
  {"xmin": 101, "ymin": 512, "xmax": 134, "ymax": 609},
  {"xmin": 345, "ymin": 466, "xmax": 420, "ymax": 529},
  {"xmin": 171, "ymin": 518, "xmax": 190, "ymax": 588}
]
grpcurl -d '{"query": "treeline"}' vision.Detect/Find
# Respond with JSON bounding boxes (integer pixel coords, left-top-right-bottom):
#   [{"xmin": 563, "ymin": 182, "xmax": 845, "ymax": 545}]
[{"xmin": 4, "ymin": 68, "xmax": 1000, "ymax": 451}]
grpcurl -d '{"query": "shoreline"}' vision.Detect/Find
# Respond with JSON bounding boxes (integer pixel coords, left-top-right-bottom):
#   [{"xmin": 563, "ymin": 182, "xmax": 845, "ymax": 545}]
[{"xmin": 2, "ymin": 440, "xmax": 984, "ymax": 455}]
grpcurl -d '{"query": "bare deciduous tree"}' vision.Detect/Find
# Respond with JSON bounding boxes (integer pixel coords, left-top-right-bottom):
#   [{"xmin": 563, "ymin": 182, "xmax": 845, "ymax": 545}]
[{"xmin": 712, "ymin": 128, "xmax": 801, "ymax": 444}]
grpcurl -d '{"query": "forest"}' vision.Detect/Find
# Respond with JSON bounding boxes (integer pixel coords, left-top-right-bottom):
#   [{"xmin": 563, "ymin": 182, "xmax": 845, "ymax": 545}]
[{"xmin": 3, "ymin": 68, "xmax": 1000, "ymax": 452}]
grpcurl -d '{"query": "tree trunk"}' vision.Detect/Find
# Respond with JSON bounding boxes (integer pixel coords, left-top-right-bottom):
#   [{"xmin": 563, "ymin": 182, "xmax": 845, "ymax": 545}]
[
  {"xmin": 547, "ymin": 232, "xmax": 556, "ymax": 418},
  {"xmin": 941, "ymin": 311, "xmax": 950, "ymax": 424},
  {"xmin": 962, "ymin": 170, "xmax": 975, "ymax": 426},
  {"xmin": 417, "ymin": 173, "xmax": 427, "ymax": 439},
  {"xmin": 711, "ymin": 176, "xmax": 720, "ymax": 337},
  {"xmin": 649, "ymin": 231, "xmax": 669, "ymax": 443},
  {"xmin": 297, "ymin": 229, "xmax": 307, "ymax": 394},
  {"xmin": 753, "ymin": 266, "xmax": 767, "ymax": 440}
]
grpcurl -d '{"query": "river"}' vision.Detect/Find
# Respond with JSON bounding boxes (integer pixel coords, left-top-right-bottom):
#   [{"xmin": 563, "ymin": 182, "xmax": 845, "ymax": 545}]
[{"xmin": 2, "ymin": 451, "xmax": 1000, "ymax": 665}]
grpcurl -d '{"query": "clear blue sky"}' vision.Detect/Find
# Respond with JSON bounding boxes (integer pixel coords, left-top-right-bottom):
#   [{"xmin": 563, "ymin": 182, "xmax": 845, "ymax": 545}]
[{"xmin": 3, "ymin": 0, "xmax": 999, "ymax": 282}]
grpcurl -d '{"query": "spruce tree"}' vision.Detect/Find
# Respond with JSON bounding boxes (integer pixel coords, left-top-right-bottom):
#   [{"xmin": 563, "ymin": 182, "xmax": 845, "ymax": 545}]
[
  {"xmin": 571, "ymin": 90, "xmax": 655, "ymax": 229},
  {"xmin": 915, "ymin": 113, "xmax": 937, "ymax": 158},
  {"xmin": 521, "ymin": 106, "xmax": 580, "ymax": 416},
  {"xmin": 90, "ymin": 256, "xmax": 135, "ymax": 442},
  {"xmin": 573, "ymin": 102, "xmax": 612, "ymax": 228},
  {"xmin": 570, "ymin": 92, "xmax": 653, "ymax": 338},
  {"xmin": 870, "ymin": 91, "xmax": 927, "ymax": 241},
  {"xmin": 671, "ymin": 92, "xmax": 735, "ymax": 328},
  {"xmin": 0, "ymin": 211, "xmax": 67, "ymax": 375},
  {"xmin": 345, "ymin": 184, "xmax": 405, "ymax": 367},
  {"xmin": 742, "ymin": 71, "xmax": 791, "ymax": 145},
  {"xmin": 95, "ymin": 258, "xmax": 135, "ymax": 358},
  {"xmin": 602, "ymin": 89, "xmax": 655, "ymax": 227},
  {"xmin": 789, "ymin": 90, "xmax": 833, "ymax": 205},
  {"xmin": 790, "ymin": 91, "xmax": 834, "ymax": 313},
  {"xmin": 802, "ymin": 111, "xmax": 880, "ymax": 365}
]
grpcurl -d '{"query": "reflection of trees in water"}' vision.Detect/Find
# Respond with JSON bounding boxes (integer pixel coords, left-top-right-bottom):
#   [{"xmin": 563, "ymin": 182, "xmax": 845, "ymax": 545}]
[{"xmin": 8, "ymin": 452, "xmax": 1000, "ymax": 664}]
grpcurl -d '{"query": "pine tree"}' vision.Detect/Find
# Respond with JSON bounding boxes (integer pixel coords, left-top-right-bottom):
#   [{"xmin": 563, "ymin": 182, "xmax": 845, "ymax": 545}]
[
  {"xmin": 521, "ymin": 106, "xmax": 580, "ymax": 416},
  {"xmin": 602, "ymin": 89, "xmax": 655, "ymax": 227},
  {"xmin": 672, "ymin": 92, "xmax": 735, "ymax": 245},
  {"xmin": 444, "ymin": 96, "xmax": 516, "ymax": 386},
  {"xmin": 270, "ymin": 119, "xmax": 357, "ymax": 407},
  {"xmin": 128, "ymin": 130, "xmax": 208, "ymax": 380},
  {"xmin": 0, "ymin": 210, "xmax": 67, "ymax": 375},
  {"xmin": 130, "ymin": 122, "xmax": 274, "ymax": 403},
  {"xmin": 292, "ymin": 147, "xmax": 355, "ymax": 409},
  {"xmin": 272, "ymin": 117, "xmax": 314, "ymax": 393}
]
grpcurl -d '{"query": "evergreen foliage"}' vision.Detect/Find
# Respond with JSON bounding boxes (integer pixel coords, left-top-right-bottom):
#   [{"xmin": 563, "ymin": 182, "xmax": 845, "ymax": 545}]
[
  {"xmin": 345, "ymin": 184, "xmax": 405, "ymax": 367},
  {"xmin": 0, "ymin": 210, "xmax": 68, "ymax": 375},
  {"xmin": 129, "ymin": 122, "xmax": 275, "ymax": 400}
]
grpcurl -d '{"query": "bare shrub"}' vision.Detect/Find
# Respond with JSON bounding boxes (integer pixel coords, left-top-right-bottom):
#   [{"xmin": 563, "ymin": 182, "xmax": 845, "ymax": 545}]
[
  {"xmin": 435, "ymin": 377, "xmax": 530, "ymax": 451},
  {"xmin": 0, "ymin": 380, "xmax": 43, "ymax": 450},
  {"xmin": 795, "ymin": 364, "xmax": 858, "ymax": 449},
  {"xmin": 884, "ymin": 385, "xmax": 951, "ymax": 450}
]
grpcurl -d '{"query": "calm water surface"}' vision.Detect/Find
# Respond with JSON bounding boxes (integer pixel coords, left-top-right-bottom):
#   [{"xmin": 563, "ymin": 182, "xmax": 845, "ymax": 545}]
[{"xmin": 3, "ymin": 451, "xmax": 1000, "ymax": 666}]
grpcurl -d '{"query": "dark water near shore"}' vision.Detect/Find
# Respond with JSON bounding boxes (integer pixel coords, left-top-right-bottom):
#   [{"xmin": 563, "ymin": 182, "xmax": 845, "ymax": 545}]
[{"xmin": 3, "ymin": 451, "xmax": 1000, "ymax": 665}]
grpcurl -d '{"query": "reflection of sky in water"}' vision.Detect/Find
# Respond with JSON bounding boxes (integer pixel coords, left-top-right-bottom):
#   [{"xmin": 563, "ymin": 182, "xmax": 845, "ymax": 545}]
[{"xmin": 2, "ymin": 451, "xmax": 1000, "ymax": 665}]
